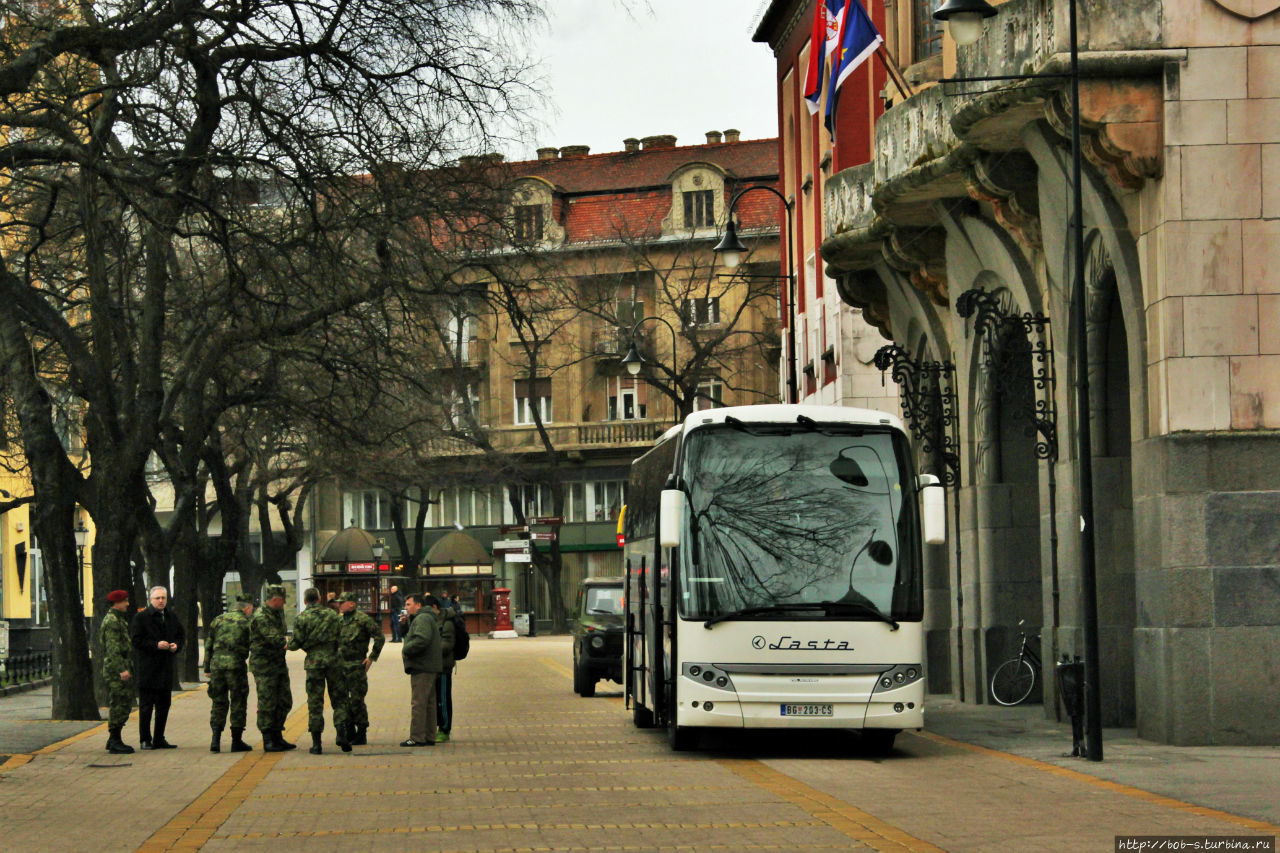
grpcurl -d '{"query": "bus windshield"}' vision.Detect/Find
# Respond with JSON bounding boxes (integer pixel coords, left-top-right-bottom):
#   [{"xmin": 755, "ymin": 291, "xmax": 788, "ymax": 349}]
[{"xmin": 678, "ymin": 425, "xmax": 921, "ymax": 622}]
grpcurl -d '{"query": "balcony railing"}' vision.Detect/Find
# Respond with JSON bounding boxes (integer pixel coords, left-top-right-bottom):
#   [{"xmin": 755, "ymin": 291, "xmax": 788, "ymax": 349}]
[{"xmin": 424, "ymin": 418, "xmax": 675, "ymax": 457}]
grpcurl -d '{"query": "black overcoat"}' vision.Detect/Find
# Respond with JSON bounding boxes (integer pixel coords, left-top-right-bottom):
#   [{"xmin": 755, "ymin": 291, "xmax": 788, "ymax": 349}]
[{"xmin": 130, "ymin": 605, "xmax": 186, "ymax": 691}]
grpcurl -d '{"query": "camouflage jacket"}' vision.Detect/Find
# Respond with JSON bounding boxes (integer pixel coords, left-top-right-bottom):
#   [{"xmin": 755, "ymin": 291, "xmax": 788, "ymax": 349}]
[
  {"xmin": 288, "ymin": 604, "xmax": 342, "ymax": 669},
  {"xmin": 204, "ymin": 609, "xmax": 251, "ymax": 673},
  {"xmin": 339, "ymin": 609, "xmax": 386, "ymax": 663},
  {"xmin": 100, "ymin": 609, "xmax": 132, "ymax": 677},
  {"xmin": 250, "ymin": 606, "xmax": 288, "ymax": 670}
]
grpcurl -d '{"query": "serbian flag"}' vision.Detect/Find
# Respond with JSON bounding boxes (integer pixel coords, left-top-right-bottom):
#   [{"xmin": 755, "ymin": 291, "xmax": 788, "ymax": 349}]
[
  {"xmin": 824, "ymin": 0, "xmax": 883, "ymax": 137},
  {"xmin": 802, "ymin": 1, "xmax": 846, "ymax": 115}
]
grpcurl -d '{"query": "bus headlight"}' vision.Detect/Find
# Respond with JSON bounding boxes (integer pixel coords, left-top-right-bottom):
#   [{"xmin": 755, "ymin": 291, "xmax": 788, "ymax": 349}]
[{"xmin": 872, "ymin": 665, "xmax": 924, "ymax": 694}]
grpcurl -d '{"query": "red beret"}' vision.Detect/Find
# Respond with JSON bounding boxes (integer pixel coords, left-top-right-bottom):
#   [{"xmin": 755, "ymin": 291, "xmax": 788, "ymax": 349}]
[{"xmin": 106, "ymin": 590, "xmax": 129, "ymax": 603}]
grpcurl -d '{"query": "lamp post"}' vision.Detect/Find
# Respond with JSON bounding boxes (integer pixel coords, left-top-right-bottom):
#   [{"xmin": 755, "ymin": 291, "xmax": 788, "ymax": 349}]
[
  {"xmin": 935, "ymin": 0, "xmax": 1102, "ymax": 761},
  {"xmin": 621, "ymin": 314, "xmax": 680, "ymax": 381},
  {"xmin": 73, "ymin": 520, "xmax": 87, "ymax": 610},
  {"xmin": 714, "ymin": 185, "xmax": 797, "ymax": 404}
]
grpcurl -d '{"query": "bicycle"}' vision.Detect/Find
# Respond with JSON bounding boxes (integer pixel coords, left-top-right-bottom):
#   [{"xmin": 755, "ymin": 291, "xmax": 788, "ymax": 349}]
[{"xmin": 990, "ymin": 619, "xmax": 1041, "ymax": 706}]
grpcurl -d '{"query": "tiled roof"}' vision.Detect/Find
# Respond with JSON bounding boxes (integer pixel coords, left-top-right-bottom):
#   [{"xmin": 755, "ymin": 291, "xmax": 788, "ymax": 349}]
[
  {"xmin": 502, "ymin": 138, "xmax": 781, "ymax": 245},
  {"xmin": 506, "ymin": 138, "xmax": 779, "ymax": 194}
]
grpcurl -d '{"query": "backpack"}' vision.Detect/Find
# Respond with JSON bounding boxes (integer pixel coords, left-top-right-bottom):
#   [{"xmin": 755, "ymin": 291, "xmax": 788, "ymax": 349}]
[{"xmin": 451, "ymin": 611, "xmax": 470, "ymax": 661}]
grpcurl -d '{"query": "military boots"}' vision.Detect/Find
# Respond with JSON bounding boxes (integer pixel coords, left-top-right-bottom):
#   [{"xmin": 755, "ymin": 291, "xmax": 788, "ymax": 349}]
[
  {"xmin": 309, "ymin": 731, "xmax": 323, "ymax": 755},
  {"xmin": 210, "ymin": 728, "xmax": 222, "ymax": 753},
  {"xmin": 106, "ymin": 728, "xmax": 135, "ymax": 755},
  {"xmin": 229, "ymin": 727, "xmax": 253, "ymax": 752},
  {"xmin": 351, "ymin": 725, "xmax": 368, "ymax": 746},
  {"xmin": 261, "ymin": 730, "xmax": 286, "ymax": 752}
]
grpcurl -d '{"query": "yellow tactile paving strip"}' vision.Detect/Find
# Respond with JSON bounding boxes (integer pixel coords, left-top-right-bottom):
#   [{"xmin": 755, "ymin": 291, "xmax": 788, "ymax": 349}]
[
  {"xmin": 720, "ymin": 758, "xmax": 944, "ymax": 852},
  {"xmin": 136, "ymin": 703, "xmax": 309, "ymax": 851},
  {"xmin": 916, "ymin": 730, "xmax": 1280, "ymax": 835}
]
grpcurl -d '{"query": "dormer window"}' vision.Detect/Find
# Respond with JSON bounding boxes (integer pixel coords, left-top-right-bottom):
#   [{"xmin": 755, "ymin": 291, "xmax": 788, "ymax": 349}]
[
  {"xmin": 663, "ymin": 164, "xmax": 727, "ymax": 234},
  {"xmin": 683, "ymin": 190, "xmax": 715, "ymax": 228},
  {"xmin": 514, "ymin": 204, "xmax": 544, "ymax": 242}
]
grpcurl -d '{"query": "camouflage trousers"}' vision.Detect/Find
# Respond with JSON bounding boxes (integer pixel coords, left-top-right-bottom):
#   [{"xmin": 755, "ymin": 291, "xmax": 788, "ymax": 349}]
[
  {"xmin": 106, "ymin": 675, "xmax": 134, "ymax": 730},
  {"xmin": 208, "ymin": 667, "xmax": 249, "ymax": 730},
  {"xmin": 252, "ymin": 664, "xmax": 292, "ymax": 733},
  {"xmin": 342, "ymin": 660, "xmax": 369, "ymax": 728},
  {"xmin": 304, "ymin": 665, "xmax": 348, "ymax": 733}
]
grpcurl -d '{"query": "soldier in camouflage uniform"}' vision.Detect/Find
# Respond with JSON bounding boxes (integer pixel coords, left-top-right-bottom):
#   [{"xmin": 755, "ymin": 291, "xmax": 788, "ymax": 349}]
[
  {"xmin": 288, "ymin": 587, "xmax": 350, "ymax": 754},
  {"xmin": 251, "ymin": 585, "xmax": 295, "ymax": 752},
  {"xmin": 337, "ymin": 592, "xmax": 385, "ymax": 745},
  {"xmin": 204, "ymin": 593, "xmax": 255, "ymax": 753},
  {"xmin": 101, "ymin": 590, "xmax": 136, "ymax": 755}
]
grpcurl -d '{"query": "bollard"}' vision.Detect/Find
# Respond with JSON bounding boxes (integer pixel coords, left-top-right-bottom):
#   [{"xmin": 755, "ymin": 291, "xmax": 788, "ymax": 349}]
[{"xmin": 1056, "ymin": 655, "xmax": 1087, "ymax": 757}]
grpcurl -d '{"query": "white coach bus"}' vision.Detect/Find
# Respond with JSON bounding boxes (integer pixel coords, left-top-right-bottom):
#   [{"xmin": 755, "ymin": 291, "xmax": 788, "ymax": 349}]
[{"xmin": 623, "ymin": 404, "xmax": 945, "ymax": 752}]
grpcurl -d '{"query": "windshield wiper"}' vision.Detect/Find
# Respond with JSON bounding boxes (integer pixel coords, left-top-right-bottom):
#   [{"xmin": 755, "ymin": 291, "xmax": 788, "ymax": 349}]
[
  {"xmin": 703, "ymin": 603, "xmax": 825, "ymax": 629},
  {"xmin": 821, "ymin": 600, "xmax": 900, "ymax": 631}
]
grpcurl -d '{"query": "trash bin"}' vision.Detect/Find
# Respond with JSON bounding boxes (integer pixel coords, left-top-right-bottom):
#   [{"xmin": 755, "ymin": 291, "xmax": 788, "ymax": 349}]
[
  {"xmin": 1056, "ymin": 655, "xmax": 1086, "ymax": 757},
  {"xmin": 513, "ymin": 613, "xmax": 530, "ymax": 635}
]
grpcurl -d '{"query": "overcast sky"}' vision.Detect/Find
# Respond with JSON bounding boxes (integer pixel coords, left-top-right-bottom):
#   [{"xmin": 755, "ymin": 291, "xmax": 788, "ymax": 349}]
[{"xmin": 512, "ymin": 0, "xmax": 779, "ymax": 161}]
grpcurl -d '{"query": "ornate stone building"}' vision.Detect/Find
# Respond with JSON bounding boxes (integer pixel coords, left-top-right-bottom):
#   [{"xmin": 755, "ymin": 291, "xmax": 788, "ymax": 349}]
[{"xmin": 759, "ymin": 0, "xmax": 1280, "ymax": 744}]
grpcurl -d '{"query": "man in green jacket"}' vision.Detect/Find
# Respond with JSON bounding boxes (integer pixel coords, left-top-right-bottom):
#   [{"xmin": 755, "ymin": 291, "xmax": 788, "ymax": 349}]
[
  {"xmin": 205, "ymin": 593, "xmax": 255, "ymax": 753},
  {"xmin": 289, "ymin": 587, "xmax": 350, "ymax": 754},
  {"xmin": 399, "ymin": 593, "xmax": 441, "ymax": 747},
  {"xmin": 250, "ymin": 585, "xmax": 294, "ymax": 752},
  {"xmin": 100, "ymin": 589, "xmax": 135, "ymax": 754},
  {"xmin": 337, "ymin": 591, "xmax": 385, "ymax": 745}
]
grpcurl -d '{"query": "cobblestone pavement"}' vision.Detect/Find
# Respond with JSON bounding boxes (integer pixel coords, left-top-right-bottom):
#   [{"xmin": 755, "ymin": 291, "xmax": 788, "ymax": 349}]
[{"xmin": 0, "ymin": 636, "xmax": 1276, "ymax": 852}]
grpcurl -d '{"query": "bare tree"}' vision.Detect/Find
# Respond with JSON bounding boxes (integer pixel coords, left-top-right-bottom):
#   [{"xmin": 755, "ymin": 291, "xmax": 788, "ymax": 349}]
[{"xmin": 0, "ymin": 0, "xmax": 542, "ymax": 717}]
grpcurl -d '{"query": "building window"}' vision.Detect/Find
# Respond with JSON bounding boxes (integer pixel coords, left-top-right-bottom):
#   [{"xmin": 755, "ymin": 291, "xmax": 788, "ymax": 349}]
[
  {"xmin": 445, "ymin": 312, "xmax": 477, "ymax": 362},
  {"xmin": 514, "ymin": 377, "xmax": 552, "ymax": 425},
  {"xmin": 343, "ymin": 489, "xmax": 402, "ymax": 530},
  {"xmin": 915, "ymin": 0, "xmax": 944, "ymax": 60},
  {"xmin": 609, "ymin": 386, "xmax": 646, "ymax": 420},
  {"xmin": 683, "ymin": 190, "xmax": 714, "ymax": 228},
  {"xmin": 514, "ymin": 204, "xmax": 544, "ymax": 242},
  {"xmin": 683, "ymin": 297, "xmax": 720, "ymax": 327},
  {"xmin": 616, "ymin": 298, "xmax": 645, "ymax": 328},
  {"xmin": 693, "ymin": 380, "xmax": 723, "ymax": 412}
]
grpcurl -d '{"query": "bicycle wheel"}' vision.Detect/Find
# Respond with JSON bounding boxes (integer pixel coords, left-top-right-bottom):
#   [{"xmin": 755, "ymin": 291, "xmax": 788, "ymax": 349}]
[{"xmin": 990, "ymin": 658, "xmax": 1036, "ymax": 706}]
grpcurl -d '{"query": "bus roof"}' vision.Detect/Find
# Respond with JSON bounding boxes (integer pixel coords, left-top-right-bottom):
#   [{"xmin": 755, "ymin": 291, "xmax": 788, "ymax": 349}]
[{"xmin": 679, "ymin": 403, "xmax": 905, "ymax": 433}]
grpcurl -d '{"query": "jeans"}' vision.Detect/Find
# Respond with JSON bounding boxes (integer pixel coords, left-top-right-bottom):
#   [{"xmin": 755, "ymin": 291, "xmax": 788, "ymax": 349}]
[{"xmin": 389, "ymin": 610, "xmax": 403, "ymax": 642}]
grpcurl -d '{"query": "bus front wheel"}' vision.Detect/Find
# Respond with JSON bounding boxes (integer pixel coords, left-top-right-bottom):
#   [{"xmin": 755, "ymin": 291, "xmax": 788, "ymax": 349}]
[
  {"xmin": 860, "ymin": 729, "xmax": 898, "ymax": 756},
  {"xmin": 668, "ymin": 723, "xmax": 697, "ymax": 751}
]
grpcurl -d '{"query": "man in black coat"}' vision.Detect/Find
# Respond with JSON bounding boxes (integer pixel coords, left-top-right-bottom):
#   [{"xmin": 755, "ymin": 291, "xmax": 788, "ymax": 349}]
[{"xmin": 130, "ymin": 585, "xmax": 185, "ymax": 749}]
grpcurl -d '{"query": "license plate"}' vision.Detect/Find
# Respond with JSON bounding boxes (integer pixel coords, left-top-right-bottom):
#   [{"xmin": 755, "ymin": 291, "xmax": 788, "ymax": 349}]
[{"xmin": 780, "ymin": 703, "xmax": 833, "ymax": 717}]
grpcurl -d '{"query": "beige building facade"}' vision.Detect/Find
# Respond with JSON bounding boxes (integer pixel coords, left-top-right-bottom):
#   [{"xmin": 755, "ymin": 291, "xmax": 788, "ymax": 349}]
[{"xmin": 760, "ymin": 0, "xmax": 1280, "ymax": 744}]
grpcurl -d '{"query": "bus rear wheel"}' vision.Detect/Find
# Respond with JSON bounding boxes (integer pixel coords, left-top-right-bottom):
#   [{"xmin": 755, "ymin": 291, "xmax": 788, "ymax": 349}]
[{"xmin": 632, "ymin": 700, "xmax": 655, "ymax": 729}]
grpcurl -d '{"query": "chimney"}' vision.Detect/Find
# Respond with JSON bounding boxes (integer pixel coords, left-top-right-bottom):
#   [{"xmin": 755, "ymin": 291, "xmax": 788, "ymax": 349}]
[
  {"xmin": 560, "ymin": 144, "xmax": 590, "ymax": 159},
  {"xmin": 623, "ymin": 138, "xmax": 641, "ymax": 152},
  {"xmin": 641, "ymin": 134, "xmax": 677, "ymax": 150},
  {"xmin": 536, "ymin": 147, "xmax": 560, "ymax": 160},
  {"xmin": 723, "ymin": 128, "xmax": 741, "ymax": 143},
  {"xmin": 705, "ymin": 130, "xmax": 723, "ymax": 144}
]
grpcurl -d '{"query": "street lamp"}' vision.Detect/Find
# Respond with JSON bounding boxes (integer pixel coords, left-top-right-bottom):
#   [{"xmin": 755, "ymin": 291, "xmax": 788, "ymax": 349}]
[
  {"xmin": 714, "ymin": 185, "xmax": 797, "ymax": 404},
  {"xmin": 371, "ymin": 537, "xmax": 385, "ymax": 562},
  {"xmin": 620, "ymin": 315, "xmax": 679, "ymax": 379},
  {"xmin": 936, "ymin": 0, "xmax": 1102, "ymax": 761},
  {"xmin": 73, "ymin": 520, "xmax": 88, "ymax": 607}
]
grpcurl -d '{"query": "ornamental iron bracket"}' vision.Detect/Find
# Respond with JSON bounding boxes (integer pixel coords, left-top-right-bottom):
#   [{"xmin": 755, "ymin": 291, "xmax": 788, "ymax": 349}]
[
  {"xmin": 956, "ymin": 288, "xmax": 1057, "ymax": 462},
  {"xmin": 873, "ymin": 345, "xmax": 960, "ymax": 486}
]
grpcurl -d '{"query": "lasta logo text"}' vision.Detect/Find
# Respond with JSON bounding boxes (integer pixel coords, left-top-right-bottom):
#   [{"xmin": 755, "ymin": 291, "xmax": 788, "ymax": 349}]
[{"xmin": 753, "ymin": 635, "xmax": 854, "ymax": 651}]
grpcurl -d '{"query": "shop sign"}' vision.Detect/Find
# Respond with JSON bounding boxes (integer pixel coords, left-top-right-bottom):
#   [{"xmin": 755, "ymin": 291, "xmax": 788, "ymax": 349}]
[{"xmin": 348, "ymin": 562, "xmax": 375, "ymax": 573}]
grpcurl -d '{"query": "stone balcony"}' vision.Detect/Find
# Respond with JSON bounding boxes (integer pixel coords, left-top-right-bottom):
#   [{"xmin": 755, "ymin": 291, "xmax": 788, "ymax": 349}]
[{"xmin": 821, "ymin": 0, "xmax": 1175, "ymax": 323}]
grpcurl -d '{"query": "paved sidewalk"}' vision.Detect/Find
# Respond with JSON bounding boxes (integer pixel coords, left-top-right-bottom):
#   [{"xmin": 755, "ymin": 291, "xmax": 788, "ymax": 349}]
[{"xmin": 0, "ymin": 637, "xmax": 1275, "ymax": 852}]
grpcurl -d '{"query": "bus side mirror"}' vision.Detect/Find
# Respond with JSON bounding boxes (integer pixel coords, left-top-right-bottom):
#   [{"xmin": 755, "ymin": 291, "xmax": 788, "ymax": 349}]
[
  {"xmin": 918, "ymin": 474, "xmax": 946, "ymax": 545},
  {"xmin": 659, "ymin": 489, "xmax": 685, "ymax": 549}
]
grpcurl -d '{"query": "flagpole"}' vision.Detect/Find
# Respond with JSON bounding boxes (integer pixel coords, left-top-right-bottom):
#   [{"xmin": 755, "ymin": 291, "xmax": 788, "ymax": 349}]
[{"xmin": 875, "ymin": 46, "xmax": 915, "ymax": 99}]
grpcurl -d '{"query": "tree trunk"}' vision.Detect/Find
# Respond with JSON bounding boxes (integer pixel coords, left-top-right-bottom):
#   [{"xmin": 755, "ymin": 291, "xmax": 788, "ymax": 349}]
[
  {"xmin": 171, "ymin": 520, "xmax": 202, "ymax": 682},
  {"xmin": 0, "ymin": 303, "xmax": 99, "ymax": 720}
]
